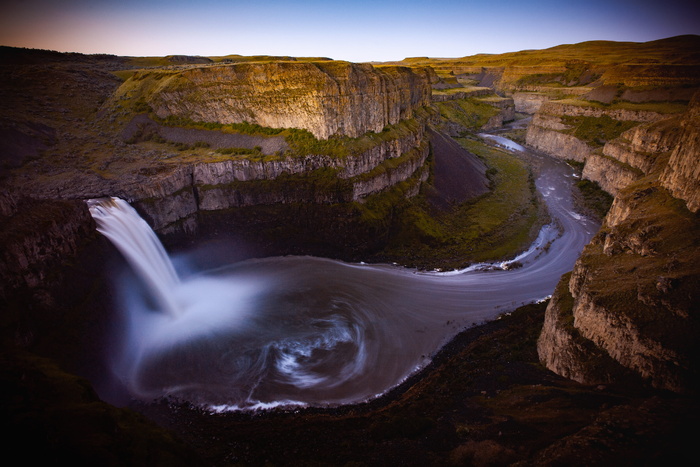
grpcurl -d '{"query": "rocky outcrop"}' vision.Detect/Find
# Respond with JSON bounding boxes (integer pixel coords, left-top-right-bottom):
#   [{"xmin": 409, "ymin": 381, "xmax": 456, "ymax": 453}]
[
  {"xmin": 480, "ymin": 97, "xmax": 515, "ymax": 130},
  {"xmin": 540, "ymin": 184, "xmax": 700, "ymax": 393},
  {"xmin": 526, "ymin": 100, "xmax": 672, "ymax": 163},
  {"xmin": 536, "ymin": 273, "xmax": 639, "ymax": 385},
  {"xmin": 525, "ymin": 99, "xmax": 686, "ymax": 199},
  {"xmin": 660, "ymin": 94, "xmax": 700, "ymax": 213},
  {"xmin": 580, "ymin": 154, "xmax": 642, "ymax": 196},
  {"xmin": 16, "ymin": 120, "xmax": 430, "ymax": 237},
  {"xmin": 537, "ymin": 101, "xmax": 669, "ymax": 123},
  {"xmin": 512, "ymin": 92, "xmax": 551, "ymax": 114},
  {"xmin": 580, "ymin": 115, "xmax": 684, "ymax": 195},
  {"xmin": 538, "ymin": 96, "xmax": 700, "ymax": 394},
  {"xmin": 601, "ymin": 118, "xmax": 682, "ymax": 175},
  {"xmin": 5, "ymin": 54, "xmax": 438, "ymax": 241},
  {"xmin": 190, "ymin": 141, "xmax": 430, "ymax": 218},
  {"xmin": 526, "ymin": 111, "xmax": 592, "ymax": 162},
  {"xmin": 126, "ymin": 125, "xmax": 429, "ymax": 232},
  {"xmin": 117, "ymin": 62, "xmax": 432, "ymax": 140},
  {"xmin": 0, "ymin": 199, "xmax": 96, "ymax": 300}
]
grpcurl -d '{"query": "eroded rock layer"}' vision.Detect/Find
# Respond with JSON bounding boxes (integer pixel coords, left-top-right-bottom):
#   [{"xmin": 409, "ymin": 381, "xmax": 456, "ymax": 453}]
[
  {"xmin": 538, "ymin": 96, "xmax": 700, "ymax": 393},
  {"xmin": 660, "ymin": 94, "xmax": 700, "ymax": 213},
  {"xmin": 116, "ymin": 61, "xmax": 432, "ymax": 139},
  {"xmin": 525, "ymin": 100, "xmax": 670, "ymax": 163}
]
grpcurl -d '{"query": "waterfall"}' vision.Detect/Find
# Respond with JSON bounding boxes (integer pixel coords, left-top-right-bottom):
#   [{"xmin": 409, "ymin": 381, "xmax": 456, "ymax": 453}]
[
  {"xmin": 83, "ymin": 153, "xmax": 597, "ymax": 410},
  {"xmin": 87, "ymin": 197, "xmax": 181, "ymax": 316}
]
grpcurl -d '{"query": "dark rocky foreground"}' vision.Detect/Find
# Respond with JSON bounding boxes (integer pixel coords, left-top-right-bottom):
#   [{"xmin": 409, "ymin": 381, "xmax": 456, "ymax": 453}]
[{"xmin": 3, "ymin": 301, "xmax": 696, "ymax": 466}]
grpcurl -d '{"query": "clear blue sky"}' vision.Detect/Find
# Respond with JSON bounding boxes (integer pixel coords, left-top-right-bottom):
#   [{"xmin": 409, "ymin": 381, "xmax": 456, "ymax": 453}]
[{"xmin": 1, "ymin": 0, "xmax": 698, "ymax": 61}]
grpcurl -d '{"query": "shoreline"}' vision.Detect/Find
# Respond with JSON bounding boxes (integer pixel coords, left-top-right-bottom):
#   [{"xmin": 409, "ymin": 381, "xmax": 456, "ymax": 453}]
[{"xmin": 129, "ymin": 300, "xmax": 696, "ymax": 466}]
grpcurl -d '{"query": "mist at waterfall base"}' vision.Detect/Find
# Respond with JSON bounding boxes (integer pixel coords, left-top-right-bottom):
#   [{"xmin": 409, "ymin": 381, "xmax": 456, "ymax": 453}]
[{"xmin": 87, "ymin": 151, "xmax": 597, "ymax": 412}]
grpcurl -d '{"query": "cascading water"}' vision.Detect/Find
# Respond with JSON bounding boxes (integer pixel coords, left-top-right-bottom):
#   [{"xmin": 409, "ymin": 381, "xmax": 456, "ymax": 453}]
[
  {"xmin": 88, "ymin": 198, "xmax": 181, "ymax": 316},
  {"xmin": 87, "ymin": 140, "xmax": 598, "ymax": 411}
]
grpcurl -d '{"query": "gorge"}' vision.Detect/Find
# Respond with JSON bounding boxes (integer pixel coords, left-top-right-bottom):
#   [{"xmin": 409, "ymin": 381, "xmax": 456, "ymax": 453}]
[
  {"xmin": 1, "ymin": 37, "xmax": 699, "ymax": 465},
  {"xmin": 84, "ymin": 140, "xmax": 595, "ymax": 410}
]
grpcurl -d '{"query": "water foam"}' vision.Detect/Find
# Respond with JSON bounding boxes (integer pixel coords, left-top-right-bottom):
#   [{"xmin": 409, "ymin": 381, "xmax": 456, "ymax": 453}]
[{"xmin": 86, "ymin": 141, "xmax": 598, "ymax": 411}]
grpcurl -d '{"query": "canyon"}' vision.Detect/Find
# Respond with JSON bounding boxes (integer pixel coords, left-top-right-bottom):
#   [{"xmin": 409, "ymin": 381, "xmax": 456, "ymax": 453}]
[{"xmin": 1, "ymin": 36, "xmax": 699, "ymax": 464}]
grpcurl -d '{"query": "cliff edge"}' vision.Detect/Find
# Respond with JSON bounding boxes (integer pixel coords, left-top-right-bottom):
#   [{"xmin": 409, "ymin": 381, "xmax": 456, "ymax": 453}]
[
  {"xmin": 111, "ymin": 61, "xmax": 432, "ymax": 140},
  {"xmin": 538, "ymin": 95, "xmax": 700, "ymax": 393}
]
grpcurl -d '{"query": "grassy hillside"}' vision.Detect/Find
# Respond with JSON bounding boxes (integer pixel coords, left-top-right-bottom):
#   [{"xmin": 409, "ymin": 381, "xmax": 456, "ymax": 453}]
[{"xmin": 394, "ymin": 35, "xmax": 700, "ymax": 95}]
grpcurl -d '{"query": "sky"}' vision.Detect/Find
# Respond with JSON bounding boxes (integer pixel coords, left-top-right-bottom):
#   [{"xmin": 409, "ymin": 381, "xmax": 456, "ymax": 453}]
[{"xmin": 1, "ymin": 0, "xmax": 699, "ymax": 62}]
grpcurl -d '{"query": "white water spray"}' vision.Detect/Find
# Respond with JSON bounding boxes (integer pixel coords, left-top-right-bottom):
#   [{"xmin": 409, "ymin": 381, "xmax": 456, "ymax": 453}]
[
  {"xmin": 87, "ymin": 197, "xmax": 262, "ymax": 403},
  {"xmin": 85, "ymin": 144, "xmax": 598, "ymax": 411},
  {"xmin": 87, "ymin": 197, "xmax": 181, "ymax": 316}
]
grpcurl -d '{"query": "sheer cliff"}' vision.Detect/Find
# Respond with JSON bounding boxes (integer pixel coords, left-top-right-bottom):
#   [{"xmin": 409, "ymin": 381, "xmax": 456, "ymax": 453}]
[
  {"xmin": 2, "ymin": 57, "xmax": 439, "ymax": 239},
  {"xmin": 0, "ymin": 198, "xmax": 96, "ymax": 301},
  {"xmin": 660, "ymin": 94, "xmax": 700, "ymax": 213},
  {"xmin": 111, "ymin": 61, "xmax": 432, "ymax": 140},
  {"xmin": 525, "ymin": 100, "xmax": 675, "ymax": 164},
  {"xmin": 2, "ymin": 51, "xmax": 493, "ymax": 303},
  {"xmin": 538, "ymin": 95, "xmax": 700, "ymax": 393}
]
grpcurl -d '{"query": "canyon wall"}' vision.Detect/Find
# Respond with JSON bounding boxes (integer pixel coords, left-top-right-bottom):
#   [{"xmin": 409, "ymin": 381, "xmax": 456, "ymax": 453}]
[
  {"xmin": 512, "ymin": 92, "xmax": 551, "ymax": 114},
  {"xmin": 538, "ymin": 95, "xmax": 700, "ymax": 393},
  {"xmin": 23, "ymin": 123, "xmax": 430, "ymax": 235},
  {"xmin": 98, "ymin": 61, "xmax": 436, "ymax": 233},
  {"xmin": 525, "ymin": 100, "xmax": 670, "ymax": 163},
  {"xmin": 0, "ymin": 198, "xmax": 96, "ymax": 301},
  {"xmin": 115, "ymin": 62, "xmax": 432, "ymax": 140},
  {"xmin": 133, "ymin": 135, "xmax": 431, "ymax": 234},
  {"xmin": 2, "ymin": 57, "xmax": 440, "ymax": 305},
  {"xmin": 581, "ymin": 116, "xmax": 683, "ymax": 195},
  {"xmin": 659, "ymin": 94, "xmax": 700, "ymax": 213}
]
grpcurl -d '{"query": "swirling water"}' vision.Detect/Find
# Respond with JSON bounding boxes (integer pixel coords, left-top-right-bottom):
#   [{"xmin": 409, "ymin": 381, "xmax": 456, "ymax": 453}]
[{"xmin": 89, "ymin": 138, "xmax": 598, "ymax": 411}]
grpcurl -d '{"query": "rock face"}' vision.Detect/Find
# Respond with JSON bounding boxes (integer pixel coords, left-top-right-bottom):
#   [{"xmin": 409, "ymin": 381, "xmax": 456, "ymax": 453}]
[
  {"xmin": 120, "ymin": 62, "xmax": 432, "ymax": 140},
  {"xmin": 601, "ymin": 118, "xmax": 682, "ymax": 175},
  {"xmin": 480, "ymin": 97, "xmax": 515, "ymax": 130},
  {"xmin": 538, "ymin": 96, "xmax": 700, "ymax": 394},
  {"xmin": 525, "ymin": 101, "xmax": 670, "ymax": 163},
  {"xmin": 660, "ymin": 94, "xmax": 700, "ymax": 213},
  {"xmin": 0, "ymin": 199, "xmax": 96, "ymax": 300},
  {"xmin": 34, "ymin": 125, "xmax": 430, "ymax": 234},
  {"xmin": 87, "ymin": 61, "xmax": 436, "ymax": 234},
  {"xmin": 526, "ymin": 112, "xmax": 592, "ymax": 162},
  {"xmin": 11, "ymin": 59, "xmax": 436, "ymax": 236},
  {"xmin": 512, "ymin": 92, "xmax": 551, "ymax": 114},
  {"xmin": 581, "ymin": 116, "xmax": 684, "ymax": 195},
  {"xmin": 579, "ymin": 154, "xmax": 642, "ymax": 196},
  {"xmin": 1, "ymin": 52, "xmax": 448, "ymax": 317}
]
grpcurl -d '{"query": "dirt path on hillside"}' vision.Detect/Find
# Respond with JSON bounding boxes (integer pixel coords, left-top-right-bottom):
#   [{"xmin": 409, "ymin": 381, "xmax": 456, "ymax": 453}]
[{"xmin": 122, "ymin": 114, "xmax": 288, "ymax": 155}]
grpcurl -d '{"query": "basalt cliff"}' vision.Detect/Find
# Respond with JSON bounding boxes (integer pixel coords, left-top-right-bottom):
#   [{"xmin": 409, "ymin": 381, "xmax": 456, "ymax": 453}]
[
  {"xmin": 115, "ymin": 61, "xmax": 432, "ymax": 140},
  {"xmin": 403, "ymin": 36, "xmax": 700, "ymax": 393},
  {"xmin": 1, "ymin": 48, "xmax": 492, "ymax": 306},
  {"xmin": 537, "ymin": 93, "xmax": 700, "ymax": 394}
]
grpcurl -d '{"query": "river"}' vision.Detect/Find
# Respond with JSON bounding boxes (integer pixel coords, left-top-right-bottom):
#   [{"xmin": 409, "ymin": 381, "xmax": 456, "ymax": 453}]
[{"xmin": 90, "ymin": 133, "xmax": 598, "ymax": 411}]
